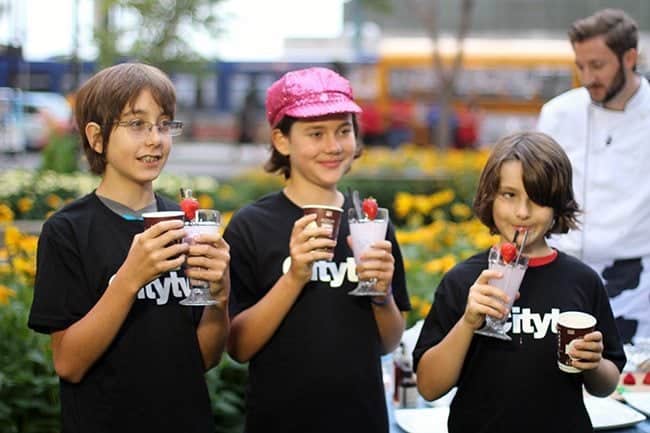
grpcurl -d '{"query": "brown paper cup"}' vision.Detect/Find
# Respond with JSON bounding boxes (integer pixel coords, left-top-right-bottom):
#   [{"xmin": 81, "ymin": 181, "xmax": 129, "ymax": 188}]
[
  {"xmin": 142, "ymin": 211, "xmax": 185, "ymax": 229},
  {"xmin": 557, "ymin": 311, "xmax": 597, "ymax": 373},
  {"xmin": 142, "ymin": 211, "xmax": 185, "ymax": 270},
  {"xmin": 302, "ymin": 205, "xmax": 343, "ymax": 253}
]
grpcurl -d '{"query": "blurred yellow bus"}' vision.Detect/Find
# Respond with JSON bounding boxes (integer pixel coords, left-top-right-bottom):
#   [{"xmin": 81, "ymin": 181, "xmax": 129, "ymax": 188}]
[{"xmin": 350, "ymin": 37, "xmax": 578, "ymax": 146}]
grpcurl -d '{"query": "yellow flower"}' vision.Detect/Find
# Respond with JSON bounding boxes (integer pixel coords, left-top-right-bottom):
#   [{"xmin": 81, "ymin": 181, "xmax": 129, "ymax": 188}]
[
  {"xmin": 410, "ymin": 295, "xmax": 423, "ymax": 310},
  {"xmin": 395, "ymin": 230, "xmax": 417, "ymax": 245},
  {"xmin": 216, "ymin": 211, "xmax": 235, "ymax": 235},
  {"xmin": 198, "ymin": 194, "xmax": 214, "ymax": 209},
  {"xmin": 414, "ymin": 195, "xmax": 433, "ymax": 215},
  {"xmin": 4, "ymin": 225, "xmax": 20, "ymax": 250},
  {"xmin": 473, "ymin": 232, "xmax": 500, "ymax": 250},
  {"xmin": 19, "ymin": 235, "xmax": 38, "ymax": 256},
  {"xmin": 429, "ymin": 189, "xmax": 455, "ymax": 209},
  {"xmin": 218, "ymin": 185, "xmax": 236, "ymax": 201},
  {"xmin": 450, "ymin": 202, "xmax": 472, "ymax": 220},
  {"xmin": 424, "ymin": 258, "xmax": 444, "ymax": 274},
  {"xmin": 12, "ymin": 256, "xmax": 35, "ymax": 278},
  {"xmin": 0, "ymin": 247, "xmax": 9, "ymax": 276},
  {"xmin": 418, "ymin": 302, "xmax": 432, "ymax": 318},
  {"xmin": 17, "ymin": 197, "xmax": 34, "ymax": 213},
  {"xmin": 0, "ymin": 203, "xmax": 14, "ymax": 222},
  {"xmin": 393, "ymin": 192, "xmax": 414, "ymax": 219},
  {"xmin": 221, "ymin": 211, "xmax": 234, "ymax": 228},
  {"xmin": 0, "ymin": 284, "xmax": 16, "ymax": 305},
  {"xmin": 438, "ymin": 254, "xmax": 458, "ymax": 273},
  {"xmin": 424, "ymin": 254, "xmax": 458, "ymax": 275},
  {"xmin": 45, "ymin": 193, "xmax": 63, "ymax": 209}
]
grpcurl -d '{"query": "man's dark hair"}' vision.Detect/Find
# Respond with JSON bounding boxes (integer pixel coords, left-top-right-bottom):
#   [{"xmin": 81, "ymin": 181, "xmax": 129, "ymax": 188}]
[{"xmin": 569, "ymin": 9, "xmax": 638, "ymax": 60}]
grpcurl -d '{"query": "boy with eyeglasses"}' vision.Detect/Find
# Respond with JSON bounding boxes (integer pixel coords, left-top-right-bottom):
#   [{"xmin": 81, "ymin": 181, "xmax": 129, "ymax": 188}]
[{"xmin": 28, "ymin": 63, "xmax": 230, "ymax": 433}]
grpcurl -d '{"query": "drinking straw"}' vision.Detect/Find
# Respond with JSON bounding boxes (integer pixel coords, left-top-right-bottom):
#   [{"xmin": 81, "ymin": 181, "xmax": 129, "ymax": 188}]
[
  {"xmin": 348, "ymin": 187, "xmax": 363, "ymax": 220},
  {"xmin": 514, "ymin": 229, "xmax": 528, "ymax": 266}
]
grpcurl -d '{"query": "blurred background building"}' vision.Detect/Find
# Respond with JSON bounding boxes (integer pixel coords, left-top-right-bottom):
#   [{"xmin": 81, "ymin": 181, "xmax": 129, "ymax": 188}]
[{"xmin": 1, "ymin": 0, "xmax": 649, "ymax": 151}]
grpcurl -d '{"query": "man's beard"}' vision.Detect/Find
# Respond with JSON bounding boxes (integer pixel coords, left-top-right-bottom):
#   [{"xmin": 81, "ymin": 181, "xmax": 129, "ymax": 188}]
[{"xmin": 590, "ymin": 62, "xmax": 626, "ymax": 105}]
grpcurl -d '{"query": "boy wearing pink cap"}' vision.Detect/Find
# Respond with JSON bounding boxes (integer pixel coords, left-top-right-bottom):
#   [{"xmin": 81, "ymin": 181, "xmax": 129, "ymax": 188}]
[{"xmin": 224, "ymin": 67, "xmax": 410, "ymax": 432}]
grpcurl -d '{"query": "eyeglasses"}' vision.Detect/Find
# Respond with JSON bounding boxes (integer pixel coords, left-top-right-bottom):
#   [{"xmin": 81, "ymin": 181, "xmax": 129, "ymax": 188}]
[{"xmin": 114, "ymin": 119, "xmax": 183, "ymax": 137}]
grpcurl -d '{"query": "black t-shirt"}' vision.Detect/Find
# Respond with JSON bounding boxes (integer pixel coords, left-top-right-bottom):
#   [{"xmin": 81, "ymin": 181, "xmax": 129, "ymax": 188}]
[
  {"xmin": 413, "ymin": 250, "xmax": 626, "ymax": 433},
  {"xmin": 224, "ymin": 191, "xmax": 411, "ymax": 433},
  {"xmin": 28, "ymin": 192, "xmax": 215, "ymax": 433}
]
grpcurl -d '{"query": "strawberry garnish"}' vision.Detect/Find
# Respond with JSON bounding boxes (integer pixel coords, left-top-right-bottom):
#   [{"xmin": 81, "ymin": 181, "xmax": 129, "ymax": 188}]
[
  {"xmin": 623, "ymin": 372, "xmax": 636, "ymax": 385},
  {"xmin": 643, "ymin": 372, "xmax": 650, "ymax": 385},
  {"xmin": 180, "ymin": 197, "xmax": 199, "ymax": 221},
  {"xmin": 362, "ymin": 197, "xmax": 378, "ymax": 220},
  {"xmin": 500, "ymin": 242, "xmax": 517, "ymax": 264}
]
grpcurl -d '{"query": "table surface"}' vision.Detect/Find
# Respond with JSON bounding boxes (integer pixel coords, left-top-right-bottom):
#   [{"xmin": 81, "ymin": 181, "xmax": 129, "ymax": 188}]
[
  {"xmin": 386, "ymin": 396, "xmax": 650, "ymax": 433},
  {"xmin": 387, "ymin": 399, "xmax": 650, "ymax": 433},
  {"xmin": 381, "ymin": 355, "xmax": 650, "ymax": 433}
]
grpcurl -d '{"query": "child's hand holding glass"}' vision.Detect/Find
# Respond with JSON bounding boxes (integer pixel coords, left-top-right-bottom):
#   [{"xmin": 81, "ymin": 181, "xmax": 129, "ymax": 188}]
[
  {"xmin": 462, "ymin": 268, "xmax": 513, "ymax": 330},
  {"xmin": 184, "ymin": 229, "xmax": 230, "ymax": 304}
]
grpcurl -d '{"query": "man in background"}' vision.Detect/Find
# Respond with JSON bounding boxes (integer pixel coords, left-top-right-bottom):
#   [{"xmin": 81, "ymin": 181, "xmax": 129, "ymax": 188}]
[{"xmin": 537, "ymin": 8, "xmax": 650, "ymax": 343}]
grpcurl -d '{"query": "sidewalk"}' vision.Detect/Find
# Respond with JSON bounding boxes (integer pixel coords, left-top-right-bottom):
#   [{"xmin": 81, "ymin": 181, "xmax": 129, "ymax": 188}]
[
  {"xmin": 0, "ymin": 142, "xmax": 271, "ymax": 179},
  {"xmin": 169, "ymin": 142, "xmax": 269, "ymax": 178}
]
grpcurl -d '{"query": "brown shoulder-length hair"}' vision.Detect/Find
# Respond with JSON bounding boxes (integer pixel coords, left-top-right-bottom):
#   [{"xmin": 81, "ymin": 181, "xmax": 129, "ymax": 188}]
[
  {"xmin": 264, "ymin": 114, "xmax": 362, "ymax": 179},
  {"xmin": 473, "ymin": 132, "xmax": 580, "ymax": 236},
  {"xmin": 569, "ymin": 9, "xmax": 638, "ymax": 60},
  {"xmin": 75, "ymin": 62, "xmax": 176, "ymax": 175}
]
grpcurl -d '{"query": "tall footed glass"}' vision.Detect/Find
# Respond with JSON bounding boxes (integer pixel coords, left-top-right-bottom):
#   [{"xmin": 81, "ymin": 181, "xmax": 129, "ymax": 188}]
[
  {"xmin": 348, "ymin": 207, "xmax": 389, "ymax": 296},
  {"xmin": 474, "ymin": 246, "xmax": 529, "ymax": 341},
  {"xmin": 180, "ymin": 209, "xmax": 221, "ymax": 306}
]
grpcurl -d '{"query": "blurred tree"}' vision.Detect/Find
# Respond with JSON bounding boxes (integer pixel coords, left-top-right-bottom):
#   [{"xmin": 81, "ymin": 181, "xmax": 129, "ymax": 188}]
[
  {"xmin": 358, "ymin": 0, "xmax": 392, "ymax": 13},
  {"xmin": 355, "ymin": 0, "xmax": 476, "ymax": 148},
  {"xmin": 409, "ymin": 0, "xmax": 475, "ymax": 149},
  {"xmin": 349, "ymin": 0, "xmax": 393, "ymax": 59},
  {"xmin": 94, "ymin": 0, "xmax": 224, "ymax": 70}
]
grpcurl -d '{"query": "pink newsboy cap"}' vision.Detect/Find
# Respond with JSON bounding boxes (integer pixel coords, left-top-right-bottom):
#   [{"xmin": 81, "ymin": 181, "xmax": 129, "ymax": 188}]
[{"xmin": 266, "ymin": 67, "xmax": 362, "ymax": 128}]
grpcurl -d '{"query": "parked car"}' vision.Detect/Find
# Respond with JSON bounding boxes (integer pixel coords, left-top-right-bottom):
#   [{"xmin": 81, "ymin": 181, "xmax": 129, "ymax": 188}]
[
  {"xmin": 21, "ymin": 91, "xmax": 73, "ymax": 151},
  {"xmin": 0, "ymin": 87, "xmax": 26, "ymax": 153}
]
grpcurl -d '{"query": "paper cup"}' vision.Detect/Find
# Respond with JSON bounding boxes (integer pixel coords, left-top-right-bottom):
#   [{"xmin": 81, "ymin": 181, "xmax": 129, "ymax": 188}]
[
  {"xmin": 302, "ymin": 205, "xmax": 343, "ymax": 253},
  {"xmin": 557, "ymin": 311, "xmax": 597, "ymax": 373},
  {"xmin": 142, "ymin": 211, "xmax": 185, "ymax": 229}
]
